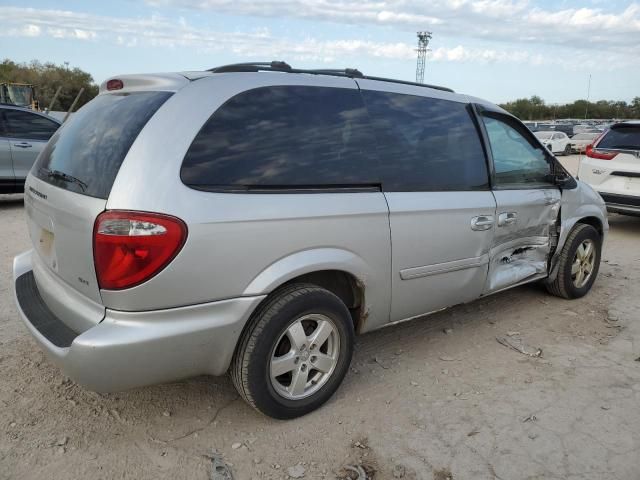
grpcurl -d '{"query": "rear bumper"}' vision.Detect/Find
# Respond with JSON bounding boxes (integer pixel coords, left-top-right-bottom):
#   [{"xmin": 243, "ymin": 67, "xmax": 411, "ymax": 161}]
[
  {"xmin": 12, "ymin": 250, "xmax": 265, "ymax": 393},
  {"xmin": 599, "ymin": 193, "xmax": 640, "ymax": 215},
  {"xmin": 578, "ymin": 157, "xmax": 640, "ymax": 215}
]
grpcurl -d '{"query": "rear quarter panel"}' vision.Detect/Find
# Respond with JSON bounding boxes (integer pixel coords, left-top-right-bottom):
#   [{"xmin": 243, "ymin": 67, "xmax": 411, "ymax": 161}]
[{"xmin": 104, "ymin": 73, "xmax": 392, "ymax": 331}]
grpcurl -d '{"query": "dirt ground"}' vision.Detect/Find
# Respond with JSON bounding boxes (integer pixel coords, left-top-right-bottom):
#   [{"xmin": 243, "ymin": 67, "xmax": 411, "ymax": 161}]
[{"xmin": 1, "ymin": 155, "xmax": 638, "ymax": 480}]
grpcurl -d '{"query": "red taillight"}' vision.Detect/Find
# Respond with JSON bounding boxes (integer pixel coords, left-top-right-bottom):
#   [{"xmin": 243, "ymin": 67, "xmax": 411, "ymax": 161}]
[
  {"xmin": 94, "ymin": 211, "xmax": 187, "ymax": 290},
  {"xmin": 585, "ymin": 144, "xmax": 617, "ymax": 160},
  {"xmin": 106, "ymin": 79, "xmax": 124, "ymax": 91}
]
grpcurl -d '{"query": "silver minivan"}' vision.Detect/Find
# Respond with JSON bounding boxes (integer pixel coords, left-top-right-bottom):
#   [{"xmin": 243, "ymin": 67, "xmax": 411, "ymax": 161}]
[{"xmin": 13, "ymin": 62, "xmax": 608, "ymax": 418}]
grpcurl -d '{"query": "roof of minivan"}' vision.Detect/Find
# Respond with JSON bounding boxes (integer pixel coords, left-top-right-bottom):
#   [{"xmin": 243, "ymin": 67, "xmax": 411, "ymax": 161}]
[{"xmin": 100, "ymin": 64, "xmax": 502, "ymax": 110}]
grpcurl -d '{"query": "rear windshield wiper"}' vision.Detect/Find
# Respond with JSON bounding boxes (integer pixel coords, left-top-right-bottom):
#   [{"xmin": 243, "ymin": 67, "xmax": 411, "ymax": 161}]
[{"xmin": 40, "ymin": 168, "xmax": 88, "ymax": 192}]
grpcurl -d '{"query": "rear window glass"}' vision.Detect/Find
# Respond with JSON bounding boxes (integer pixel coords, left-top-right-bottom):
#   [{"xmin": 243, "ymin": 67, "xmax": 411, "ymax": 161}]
[
  {"xmin": 535, "ymin": 132, "xmax": 553, "ymax": 140},
  {"xmin": 181, "ymin": 86, "xmax": 380, "ymax": 190},
  {"xmin": 34, "ymin": 91, "xmax": 172, "ymax": 198},
  {"xmin": 361, "ymin": 90, "xmax": 488, "ymax": 191},
  {"xmin": 597, "ymin": 125, "xmax": 640, "ymax": 150}
]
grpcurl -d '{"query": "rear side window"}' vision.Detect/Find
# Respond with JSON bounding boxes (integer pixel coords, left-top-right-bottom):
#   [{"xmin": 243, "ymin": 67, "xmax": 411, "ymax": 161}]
[
  {"xmin": 34, "ymin": 91, "xmax": 172, "ymax": 199},
  {"xmin": 360, "ymin": 91, "xmax": 488, "ymax": 191},
  {"xmin": 181, "ymin": 86, "xmax": 379, "ymax": 190},
  {"xmin": 2, "ymin": 109, "xmax": 59, "ymax": 140},
  {"xmin": 597, "ymin": 125, "xmax": 640, "ymax": 150}
]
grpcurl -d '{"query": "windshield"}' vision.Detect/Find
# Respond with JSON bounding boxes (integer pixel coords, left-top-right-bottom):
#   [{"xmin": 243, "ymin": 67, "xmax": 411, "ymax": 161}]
[
  {"xmin": 6, "ymin": 85, "xmax": 33, "ymax": 107},
  {"xmin": 33, "ymin": 91, "xmax": 172, "ymax": 198},
  {"xmin": 535, "ymin": 132, "xmax": 553, "ymax": 140}
]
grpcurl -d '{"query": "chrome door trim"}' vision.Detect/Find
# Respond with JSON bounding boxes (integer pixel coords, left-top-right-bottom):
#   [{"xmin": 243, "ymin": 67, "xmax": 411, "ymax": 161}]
[{"xmin": 399, "ymin": 254, "xmax": 489, "ymax": 280}]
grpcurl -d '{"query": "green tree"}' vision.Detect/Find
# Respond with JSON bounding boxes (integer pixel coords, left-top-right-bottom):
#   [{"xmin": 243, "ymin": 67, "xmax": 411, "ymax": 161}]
[
  {"xmin": 632, "ymin": 97, "xmax": 640, "ymax": 118},
  {"xmin": 0, "ymin": 59, "xmax": 98, "ymax": 111},
  {"xmin": 500, "ymin": 96, "xmax": 638, "ymax": 120}
]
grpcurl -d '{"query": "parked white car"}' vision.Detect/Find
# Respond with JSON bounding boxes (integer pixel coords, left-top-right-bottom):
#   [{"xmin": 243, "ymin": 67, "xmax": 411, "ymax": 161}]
[
  {"xmin": 534, "ymin": 131, "xmax": 571, "ymax": 155},
  {"xmin": 570, "ymin": 132, "xmax": 601, "ymax": 154},
  {"xmin": 578, "ymin": 121, "xmax": 640, "ymax": 215}
]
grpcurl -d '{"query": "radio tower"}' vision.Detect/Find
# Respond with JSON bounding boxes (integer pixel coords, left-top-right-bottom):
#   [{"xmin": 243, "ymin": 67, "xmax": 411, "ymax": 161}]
[{"xmin": 415, "ymin": 31, "xmax": 432, "ymax": 84}]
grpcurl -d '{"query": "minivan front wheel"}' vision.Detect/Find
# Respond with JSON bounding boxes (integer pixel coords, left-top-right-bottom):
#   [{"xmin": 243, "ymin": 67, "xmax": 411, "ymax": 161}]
[
  {"xmin": 546, "ymin": 224, "xmax": 601, "ymax": 299},
  {"xmin": 231, "ymin": 283, "xmax": 354, "ymax": 419}
]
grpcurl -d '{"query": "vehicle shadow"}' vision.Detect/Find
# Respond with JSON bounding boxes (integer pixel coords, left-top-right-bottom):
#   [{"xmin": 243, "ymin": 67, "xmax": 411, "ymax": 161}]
[
  {"xmin": 0, "ymin": 194, "xmax": 24, "ymax": 209},
  {"xmin": 607, "ymin": 213, "xmax": 640, "ymax": 234}
]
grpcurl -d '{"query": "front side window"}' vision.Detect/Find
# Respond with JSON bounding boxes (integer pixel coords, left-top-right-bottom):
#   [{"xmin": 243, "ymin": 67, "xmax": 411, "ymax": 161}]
[
  {"xmin": 481, "ymin": 113, "xmax": 554, "ymax": 188},
  {"xmin": 3, "ymin": 109, "xmax": 59, "ymax": 141},
  {"xmin": 181, "ymin": 86, "xmax": 379, "ymax": 190},
  {"xmin": 361, "ymin": 91, "xmax": 488, "ymax": 191}
]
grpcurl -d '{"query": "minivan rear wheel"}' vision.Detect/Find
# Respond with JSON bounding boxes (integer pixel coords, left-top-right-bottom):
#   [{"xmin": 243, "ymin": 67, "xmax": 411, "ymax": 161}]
[
  {"xmin": 231, "ymin": 283, "xmax": 354, "ymax": 419},
  {"xmin": 546, "ymin": 224, "xmax": 601, "ymax": 299}
]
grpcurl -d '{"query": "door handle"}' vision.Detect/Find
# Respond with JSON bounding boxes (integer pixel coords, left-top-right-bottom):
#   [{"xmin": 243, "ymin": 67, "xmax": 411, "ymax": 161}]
[
  {"xmin": 13, "ymin": 142, "xmax": 32, "ymax": 148},
  {"xmin": 498, "ymin": 212, "xmax": 517, "ymax": 226},
  {"xmin": 471, "ymin": 215, "xmax": 494, "ymax": 231}
]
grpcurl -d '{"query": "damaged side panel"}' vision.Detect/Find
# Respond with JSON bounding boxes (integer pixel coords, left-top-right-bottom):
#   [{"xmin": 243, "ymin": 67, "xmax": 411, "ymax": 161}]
[{"xmin": 484, "ymin": 188, "xmax": 561, "ymax": 293}]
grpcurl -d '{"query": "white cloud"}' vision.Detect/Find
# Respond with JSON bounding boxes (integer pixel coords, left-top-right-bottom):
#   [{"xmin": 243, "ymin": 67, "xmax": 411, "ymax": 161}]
[
  {"xmin": 142, "ymin": 0, "xmax": 640, "ymax": 51},
  {"xmin": 23, "ymin": 24, "xmax": 41, "ymax": 37}
]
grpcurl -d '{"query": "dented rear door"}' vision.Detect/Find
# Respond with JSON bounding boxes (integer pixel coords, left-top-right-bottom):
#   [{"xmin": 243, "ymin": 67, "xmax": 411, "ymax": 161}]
[{"xmin": 477, "ymin": 108, "xmax": 560, "ymax": 293}]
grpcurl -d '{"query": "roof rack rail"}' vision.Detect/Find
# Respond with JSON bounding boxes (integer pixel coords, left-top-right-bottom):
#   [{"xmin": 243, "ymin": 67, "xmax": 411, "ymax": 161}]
[{"xmin": 206, "ymin": 61, "xmax": 453, "ymax": 93}]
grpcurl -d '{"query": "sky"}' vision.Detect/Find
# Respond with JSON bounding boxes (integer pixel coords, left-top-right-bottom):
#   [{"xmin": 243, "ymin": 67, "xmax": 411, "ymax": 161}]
[{"xmin": 1, "ymin": 0, "xmax": 639, "ymax": 104}]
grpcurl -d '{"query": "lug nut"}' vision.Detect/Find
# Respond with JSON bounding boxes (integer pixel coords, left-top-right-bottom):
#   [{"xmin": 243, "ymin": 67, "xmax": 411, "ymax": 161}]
[
  {"xmin": 310, "ymin": 344, "xmax": 316, "ymax": 350},
  {"xmin": 310, "ymin": 356, "xmax": 317, "ymax": 363},
  {"xmin": 301, "ymin": 364, "xmax": 307, "ymax": 372},
  {"xmin": 294, "ymin": 357, "xmax": 300, "ymax": 364}
]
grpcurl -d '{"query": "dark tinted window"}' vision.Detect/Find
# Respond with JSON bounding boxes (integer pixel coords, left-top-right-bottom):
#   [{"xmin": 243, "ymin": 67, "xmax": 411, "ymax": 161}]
[
  {"xmin": 0, "ymin": 111, "xmax": 6, "ymax": 136},
  {"xmin": 481, "ymin": 113, "xmax": 553, "ymax": 188},
  {"xmin": 3, "ymin": 109, "xmax": 59, "ymax": 140},
  {"xmin": 181, "ymin": 86, "xmax": 379, "ymax": 189},
  {"xmin": 34, "ymin": 91, "xmax": 172, "ymax": 198},
  {"xmin": 598, "ymin": 125, "xmax": 640, "ymax": 150},
  {"xmin": 361, "ymin": 91, "xmax": 488, "ymax": 191}
]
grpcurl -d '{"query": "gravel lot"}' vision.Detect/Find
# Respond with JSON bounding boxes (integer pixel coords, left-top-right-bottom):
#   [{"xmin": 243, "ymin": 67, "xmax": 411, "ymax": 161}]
[{"xmin": 1, "ymin": 156, "xmax": 638, "ymax": 479}]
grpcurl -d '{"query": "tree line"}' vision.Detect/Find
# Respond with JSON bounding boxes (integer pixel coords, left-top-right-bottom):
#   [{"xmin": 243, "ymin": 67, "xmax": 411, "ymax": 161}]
[
  {"xmin": 499, "ymin": 95, "xmax": 640, "ymax": 121},
  {"xmin": 1, "ymin": 59, "xmax": 99, "ymax": 111}
]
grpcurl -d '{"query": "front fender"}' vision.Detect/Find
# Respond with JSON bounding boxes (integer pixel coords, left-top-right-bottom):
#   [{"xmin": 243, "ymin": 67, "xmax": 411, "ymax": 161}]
[{"xmin": 548, "ymin": 181, "xmax": 609, "ymax": 281}]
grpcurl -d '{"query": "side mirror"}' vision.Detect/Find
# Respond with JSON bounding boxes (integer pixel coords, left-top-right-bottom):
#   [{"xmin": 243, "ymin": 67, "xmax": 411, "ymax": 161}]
[{"xmin": 546, "ymin": 172, "xmax": 577, "ymax": 189}]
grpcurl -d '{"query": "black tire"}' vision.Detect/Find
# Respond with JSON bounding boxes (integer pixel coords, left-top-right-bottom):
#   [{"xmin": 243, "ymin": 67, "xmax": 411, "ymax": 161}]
[
  {"xmin": 546, "ymin": 224, "xmax": 601, "ymax": 299},
  {"xmin": 563, "ymin": 143, "xmax": 572, "ymax": 155},
  {"xmin": 231, "ymin": 283, "xmax": 354, "ymax": 419}
]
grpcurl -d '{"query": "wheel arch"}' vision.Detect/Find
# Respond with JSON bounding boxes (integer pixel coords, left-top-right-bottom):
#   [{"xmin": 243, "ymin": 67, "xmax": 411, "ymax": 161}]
[
  {"xmin": 242, "ymin": 248, "xmax": 371, "ymax": 333},
  {"xmin": 575, "ymin": 216, "xmax": 604, "ymax": 237}
]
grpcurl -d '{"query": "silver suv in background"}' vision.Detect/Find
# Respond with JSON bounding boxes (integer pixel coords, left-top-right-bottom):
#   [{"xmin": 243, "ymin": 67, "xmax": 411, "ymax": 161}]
[
  {"xmin": 13, "ymin": 62, "xmax": 608, "ymax": 419},
  {"xmin": 0, "ymin": 105, "xmax": 61, "ymax": 193}
]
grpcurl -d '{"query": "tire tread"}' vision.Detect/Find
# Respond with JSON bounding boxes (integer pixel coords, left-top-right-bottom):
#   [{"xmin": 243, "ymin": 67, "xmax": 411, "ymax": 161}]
[
  {"xmin": 546, "ymin": 223, "xmax": 598, "ymax": 299},
  {"xmin": 230, "ymin": 283, "xmax": 332, "ymax": 414}
]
